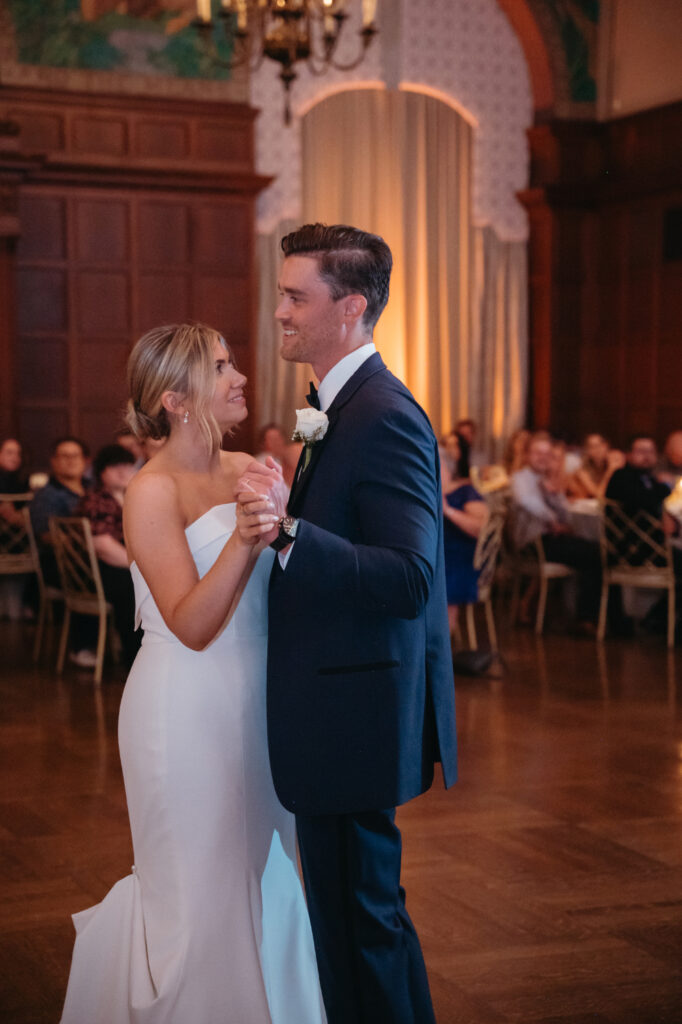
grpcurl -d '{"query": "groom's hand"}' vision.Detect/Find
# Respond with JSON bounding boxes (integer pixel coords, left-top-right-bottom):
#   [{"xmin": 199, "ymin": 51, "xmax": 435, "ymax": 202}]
[{"xmin": 237, "ymin": 458, "xmax": 288, "ymax": 519}]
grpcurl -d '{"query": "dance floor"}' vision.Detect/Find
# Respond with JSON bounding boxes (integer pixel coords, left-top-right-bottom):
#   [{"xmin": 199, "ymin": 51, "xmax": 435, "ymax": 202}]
[{"xmin": 1, "ymin": 618, "xmax": 681, "ymax": 1023}]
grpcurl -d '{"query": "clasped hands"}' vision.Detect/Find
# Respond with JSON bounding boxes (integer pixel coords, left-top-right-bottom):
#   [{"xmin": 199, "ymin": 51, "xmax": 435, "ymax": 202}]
[{"xmin": 235, "ymin": 457, "xmax": 288, "ymax": 546}]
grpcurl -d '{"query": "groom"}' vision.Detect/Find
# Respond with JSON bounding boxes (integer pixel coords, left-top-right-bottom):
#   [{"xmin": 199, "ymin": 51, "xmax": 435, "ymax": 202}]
[{"xmin": 267, "ymin": 223, "xmax": 457, "ymax": 1024}]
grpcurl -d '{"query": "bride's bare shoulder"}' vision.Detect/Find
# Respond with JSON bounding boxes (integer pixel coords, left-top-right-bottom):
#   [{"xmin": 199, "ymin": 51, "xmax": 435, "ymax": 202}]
[{"xmin": 124, "ymin": 466, "xmax": 181, "ymax": 518}]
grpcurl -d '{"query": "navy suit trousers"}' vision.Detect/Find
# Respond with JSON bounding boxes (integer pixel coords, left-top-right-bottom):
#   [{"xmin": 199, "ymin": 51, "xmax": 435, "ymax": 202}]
[{"xmin": 296, "ymin": 809, "xmax": 436, "ymax": 1024}]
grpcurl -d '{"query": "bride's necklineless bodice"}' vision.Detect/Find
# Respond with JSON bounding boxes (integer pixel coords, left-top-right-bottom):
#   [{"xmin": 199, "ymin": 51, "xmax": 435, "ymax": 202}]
[
  {"xmin": 130, "ymin": 503, "xmax": 274, "ymax": 645},
  {"xmin": 184, "ymin": 501, "xmax": 236, "ymax": 535}
]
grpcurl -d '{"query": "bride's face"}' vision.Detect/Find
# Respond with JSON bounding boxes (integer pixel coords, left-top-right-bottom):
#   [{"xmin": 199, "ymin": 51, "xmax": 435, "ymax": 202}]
[{"xmin": 210, "ymin": 339, "xmax": 247, "ymax": 430}]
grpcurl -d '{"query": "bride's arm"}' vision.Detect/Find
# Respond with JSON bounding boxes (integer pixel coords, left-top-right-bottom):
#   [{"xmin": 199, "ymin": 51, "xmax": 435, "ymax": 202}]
[{"xmin": 123, "ymin": 473, "xmax": 277, "ymax": 651}]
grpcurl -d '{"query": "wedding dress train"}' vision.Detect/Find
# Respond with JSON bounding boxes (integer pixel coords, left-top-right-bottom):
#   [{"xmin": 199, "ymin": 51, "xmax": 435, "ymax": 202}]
[{"xmin": 61, "ymin": 504, "xmax": 325, "ymax": 1023}]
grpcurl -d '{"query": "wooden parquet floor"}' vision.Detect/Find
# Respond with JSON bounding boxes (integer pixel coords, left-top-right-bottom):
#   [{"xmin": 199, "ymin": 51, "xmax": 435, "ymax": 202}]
[{"xmin": 1, "ymin": 619, "xmax": 681, "ymax": 1023}]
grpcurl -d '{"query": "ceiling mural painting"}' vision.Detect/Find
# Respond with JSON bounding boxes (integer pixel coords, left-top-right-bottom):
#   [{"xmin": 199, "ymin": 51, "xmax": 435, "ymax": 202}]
[{"xmin": 5, "ymin": 0, "xmax": 233, "ymax": 79}]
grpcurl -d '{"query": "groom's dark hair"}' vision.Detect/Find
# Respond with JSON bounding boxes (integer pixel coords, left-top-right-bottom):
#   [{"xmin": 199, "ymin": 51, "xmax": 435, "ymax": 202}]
[{"xmin": 281, "ymin": 223, "xmax": 392, "ymax": 331}]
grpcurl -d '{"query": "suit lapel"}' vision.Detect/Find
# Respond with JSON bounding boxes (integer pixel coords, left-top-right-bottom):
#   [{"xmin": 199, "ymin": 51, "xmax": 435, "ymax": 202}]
[{"xmin": 287, "ymin": 353, "xmax": 386, "ymax": 515}]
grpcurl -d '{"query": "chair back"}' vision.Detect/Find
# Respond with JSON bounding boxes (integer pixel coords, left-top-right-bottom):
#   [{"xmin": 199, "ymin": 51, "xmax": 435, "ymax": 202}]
[
  {"xmin": 49, "ymin": 517, "xmax": 106, "ymax": 614},
  {"xmin": 474, "ymin": 504, "xmax": 507, "ymax": 599},
  {"xmin": 0, "ymin": 500, "xmax": 39, "ymax": 576},
  {"xmin": 599, "ymin": 499, "xmax": 673, "ymax": 578}
]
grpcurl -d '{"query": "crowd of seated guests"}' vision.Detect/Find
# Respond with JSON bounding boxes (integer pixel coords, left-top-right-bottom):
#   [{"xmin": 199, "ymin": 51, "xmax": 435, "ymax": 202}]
[
  {"xmin": 1, "ymin": 434, "xmax": 146, "ymax": 668},
  {"xmin": 441, "ymin": 419, "xmax": 682, "ymax": 640},
  {"xmin": 5, "ymin": 417, "xmax": 682, "ymax": 658}
]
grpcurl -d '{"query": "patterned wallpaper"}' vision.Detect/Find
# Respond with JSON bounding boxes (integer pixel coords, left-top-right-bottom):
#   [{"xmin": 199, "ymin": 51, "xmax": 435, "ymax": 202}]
[{"xmin": 250, "ymin": 0, "xmax": 533, "ymax": 242}]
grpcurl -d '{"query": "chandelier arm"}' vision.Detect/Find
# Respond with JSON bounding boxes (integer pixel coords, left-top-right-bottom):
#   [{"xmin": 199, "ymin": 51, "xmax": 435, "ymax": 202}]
[
  {"xmin": 192, "ymin": 3, "xmax": 378, "ymax": 123},
  {"xmin": 329, "ymin": 26, "xmax": 378, "ymax": 71},
  {"xmin": 305, "ymin": 57, "xmax": 332, "ymax": 76},
  {"xmin": 328, "ymin": 50, "xmax": 370, "ymax": 72}
]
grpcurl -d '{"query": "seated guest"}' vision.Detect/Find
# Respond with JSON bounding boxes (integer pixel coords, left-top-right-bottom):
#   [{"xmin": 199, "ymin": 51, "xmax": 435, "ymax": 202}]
[
  {"xmin": 606, "ymin": 435, "xmax": 670, "ymax": 518},
  {"xmin": 454, "ymin": 417, "xmax": 486, "ymax": 469},
  {"xmin": 0, "ymin": 437, "xmax": 29, "ymax": 526},
  {"xmin": 255, "ymin": 422, "xmax": 301, "ymax": 489},
  {"xmin": 30, "ymin": 436, "xmax": 95, "ymax": 666},
  {"xmin": 605, "ymin": 434, "xmax": 674, "ymax": 581},
  {"xmin": 511, "ymin": 432, "xmax": 601, "ymax": 627},
  {"xmin": 503, "ymin": 428, "xmax": 531, "ymax": 476},
  {"xmin": 568, "ymin": 433, "xmax": 625, "ymax": 499},
  {"xmin": 545, "ymin": 439, "xmax": 571, "ymax": 497},
  {"xmin": 0, "ymin": 437, "xmax": 28, "ymax": 496},
  {"xmin": 75, "ymin": 444, "xmax": 141, "ymax": 667},
  {"xmin": 0, "ymin": 437, "xmax": 31, "ymax": 620},
  {"xmin": 441, "ymin": 434, "xmax": 488, "ymax": 638},
  {"xmin": 30, "ymin": 437, "xmax": 90, "ymax": 567},
  {"xmin": 607, "ymin": 436, "xmax": 681, "ymax": 635}
]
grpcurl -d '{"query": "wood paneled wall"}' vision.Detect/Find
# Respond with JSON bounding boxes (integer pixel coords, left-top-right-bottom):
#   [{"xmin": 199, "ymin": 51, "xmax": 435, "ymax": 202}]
[
  {"xmin": 521, "ymin": 101, "xmax": 682, "ymax": 447},
  {"xmin": 0, "ymin": 87, "xmax": 269, "ymax": 467}
]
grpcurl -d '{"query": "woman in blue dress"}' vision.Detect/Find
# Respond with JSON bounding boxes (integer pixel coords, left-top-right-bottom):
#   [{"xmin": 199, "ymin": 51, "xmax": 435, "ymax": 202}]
[{"xmin": 441, "ymin": 432, "xmax": 488, "ymax": 637}]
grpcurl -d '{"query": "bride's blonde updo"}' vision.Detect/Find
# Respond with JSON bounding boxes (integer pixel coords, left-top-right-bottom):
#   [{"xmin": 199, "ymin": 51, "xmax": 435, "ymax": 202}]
[{"xmin": 126, "ymin": 323, "xmax": 230, "ymax": 453}]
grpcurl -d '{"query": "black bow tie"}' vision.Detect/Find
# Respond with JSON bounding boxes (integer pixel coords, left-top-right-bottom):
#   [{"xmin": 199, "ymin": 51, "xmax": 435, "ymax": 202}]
[{"xmin": 306, "ymin": 381, "xmax": 320, "ymax": 410}]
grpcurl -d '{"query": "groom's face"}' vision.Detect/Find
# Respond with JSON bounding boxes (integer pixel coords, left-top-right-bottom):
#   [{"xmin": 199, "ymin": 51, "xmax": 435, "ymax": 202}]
[{"xmin": 276, "ymin": 255, "xmax": 345, "ymax": 367}]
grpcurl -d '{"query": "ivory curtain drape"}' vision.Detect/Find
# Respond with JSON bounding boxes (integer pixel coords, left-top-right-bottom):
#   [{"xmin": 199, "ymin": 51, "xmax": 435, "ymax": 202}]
[{"xmin": 255, "ymin": 88, "xmax": 527, "ymax": 458}]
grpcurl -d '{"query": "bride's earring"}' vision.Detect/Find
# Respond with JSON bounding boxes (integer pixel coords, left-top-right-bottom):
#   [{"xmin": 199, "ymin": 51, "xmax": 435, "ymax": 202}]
[{"xmin": 183, "ymin": 411, "xmax": 189, "ymax": 424}]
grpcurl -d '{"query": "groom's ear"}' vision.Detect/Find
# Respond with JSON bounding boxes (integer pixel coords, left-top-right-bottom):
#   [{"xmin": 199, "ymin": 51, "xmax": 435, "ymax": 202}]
[{"xmin": 343, "ymin": 294, "xmax": 367, "ymax": 324}]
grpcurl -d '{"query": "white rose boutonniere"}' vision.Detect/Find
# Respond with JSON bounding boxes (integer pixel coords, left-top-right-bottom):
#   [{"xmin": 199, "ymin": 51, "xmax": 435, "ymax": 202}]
[{"xmin": 292, "ymin": 408, "xmax": 329, "ymax": 471}]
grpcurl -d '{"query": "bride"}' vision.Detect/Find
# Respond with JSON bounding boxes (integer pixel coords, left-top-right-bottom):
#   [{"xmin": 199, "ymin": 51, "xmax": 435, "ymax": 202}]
[{"xmin": 61, "ymin": 323, "xmax": 326, "ymax": 1023}]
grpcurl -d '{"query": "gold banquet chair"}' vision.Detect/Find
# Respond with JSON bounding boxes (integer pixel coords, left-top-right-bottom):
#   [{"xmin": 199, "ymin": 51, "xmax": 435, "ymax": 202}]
[
  {"xmin": 510, "ymin": 537, "xmax": 577, "ymax": 635},
  {"xmin": 0, "ymin": 496, "xmax": 62, "ymax": 659},
  {"xmin": 462, "ymin": 502, "xmax": 507, "ymax": 652},
  {"xmin": 597, "ymin": 500, "xmax": 676, "ymax": 647},
  {"xmin": 0, "ymin": 496, "xmax": 36, "ymax": 594},
  {"xmin": 49, "ymin": 516, "xmax": 114, "ymax": 684}
]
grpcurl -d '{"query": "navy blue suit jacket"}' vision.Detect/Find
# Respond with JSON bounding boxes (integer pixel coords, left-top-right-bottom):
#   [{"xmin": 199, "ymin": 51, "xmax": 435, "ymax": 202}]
[{"xmin": 267, "ymin": 353, "xmax": 457, "ymax": 816}]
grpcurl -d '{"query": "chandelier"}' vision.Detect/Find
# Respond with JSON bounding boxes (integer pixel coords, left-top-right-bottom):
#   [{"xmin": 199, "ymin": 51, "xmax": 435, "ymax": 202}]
[{"xmin": 194, "ymin": 1, "xmax": 379, "ymax": 123}]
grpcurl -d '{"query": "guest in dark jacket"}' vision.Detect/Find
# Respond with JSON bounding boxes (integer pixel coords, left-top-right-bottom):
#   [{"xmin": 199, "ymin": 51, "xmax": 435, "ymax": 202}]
[
  {"xmin": 30, "ymin": 436, "xmax": 97, "ymax": 664},
  {"xmin": 30, "ymin": 437, "xmax": 90, "ymax": 562},
  {"xmin": 606, "ymin": 434, "xmax": 670, "ymax": 518}
]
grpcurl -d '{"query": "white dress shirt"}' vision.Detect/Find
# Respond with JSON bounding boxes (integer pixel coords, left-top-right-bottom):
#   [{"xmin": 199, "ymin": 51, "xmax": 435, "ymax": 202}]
[
  {"xmin": 279, "ymin": 342, "xmax": 377, "ymax": 567},
  {"xmin": 316, "ymin": 342, "xmax": 376, "ymax": 412}
]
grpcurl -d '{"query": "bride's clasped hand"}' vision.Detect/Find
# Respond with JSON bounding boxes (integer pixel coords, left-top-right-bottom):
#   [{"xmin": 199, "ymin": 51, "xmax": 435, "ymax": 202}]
[{"xmin": 235, "ymin": 456, "xmax": 288, "ymax": 548}]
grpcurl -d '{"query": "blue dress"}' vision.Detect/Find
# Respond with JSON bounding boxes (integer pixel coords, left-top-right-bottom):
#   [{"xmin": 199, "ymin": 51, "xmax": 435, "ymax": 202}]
[{"xmin": 443, "ymin": 483, "xmax": 483, "ymax": 605}]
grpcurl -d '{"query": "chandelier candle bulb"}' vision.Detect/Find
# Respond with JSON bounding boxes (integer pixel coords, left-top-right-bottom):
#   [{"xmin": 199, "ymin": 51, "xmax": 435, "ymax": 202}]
[
  {"xmin": 196, "ymin": 0, "xmax": 212, "ymax": 22},
  {"xmin": 362, "ymin": 0, "xmax": 377, "ymax": 26}
]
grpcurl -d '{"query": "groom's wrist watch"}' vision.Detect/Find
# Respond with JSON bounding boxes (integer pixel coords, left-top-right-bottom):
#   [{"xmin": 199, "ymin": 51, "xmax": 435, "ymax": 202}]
[{"xmin": 270, "ymin": 515, "xmax": 299, "ymax": 552}]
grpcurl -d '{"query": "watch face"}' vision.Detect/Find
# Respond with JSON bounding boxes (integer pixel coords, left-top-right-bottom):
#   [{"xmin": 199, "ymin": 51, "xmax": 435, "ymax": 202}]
[{"xmin": 280, "ymin": 515, "xmax": 299, "ymax": 540}]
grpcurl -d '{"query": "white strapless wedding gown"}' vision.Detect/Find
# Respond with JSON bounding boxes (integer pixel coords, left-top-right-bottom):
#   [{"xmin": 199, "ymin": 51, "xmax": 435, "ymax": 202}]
[{"xmin": 61, "ymin": 504, "xmax": 326, "ymax": 1024}]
